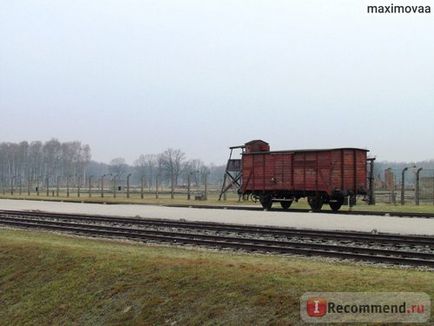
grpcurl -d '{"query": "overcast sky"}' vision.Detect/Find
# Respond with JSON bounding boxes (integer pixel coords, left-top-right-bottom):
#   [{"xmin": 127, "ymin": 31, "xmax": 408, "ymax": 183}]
[{"xmin": 1, "ymin": 0, "xmax": 433, "ymax": 165}]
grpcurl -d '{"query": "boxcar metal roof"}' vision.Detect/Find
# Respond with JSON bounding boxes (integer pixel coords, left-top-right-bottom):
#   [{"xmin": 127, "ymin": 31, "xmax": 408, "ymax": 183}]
[
  {"xmin": 243, "ymin": 147, "xmax": 369, "ymax": 155},
  {"xmin": 245, "ymin": 139, "xmax": 269, "ymax": 145}
]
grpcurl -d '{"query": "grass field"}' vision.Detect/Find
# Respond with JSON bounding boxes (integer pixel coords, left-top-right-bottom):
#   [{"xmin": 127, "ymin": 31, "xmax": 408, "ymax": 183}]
[{"xmin": 0, "ymin": 229, "xmax": 433, "ymax": 325}]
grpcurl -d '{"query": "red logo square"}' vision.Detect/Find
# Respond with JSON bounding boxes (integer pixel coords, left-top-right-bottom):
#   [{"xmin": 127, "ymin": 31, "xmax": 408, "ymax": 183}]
[{"xmin": 307, "ymin": 297, "xmax": 327, "ymax": 317}]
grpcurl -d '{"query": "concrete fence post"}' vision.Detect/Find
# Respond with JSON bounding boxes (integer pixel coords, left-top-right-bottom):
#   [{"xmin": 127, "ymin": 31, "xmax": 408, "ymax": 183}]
[
  {"xmin": 88, "ymin": 175, "xmax": 93, "ymax": 198},
  {"xmin": 432, "ymin": 173, "xmax": 434, "ymax": 206},
  {"xmin": 11, "ymin": 176, "xmax": 16, "ymax": 195},
  {"xmin": 204, "ymin": 173, "xmax": 208, "ymax": 200},
  {"xmin": 113, "ymin": 175, "xmax": 118, "ymax": 198},
  {"xmin": 187, "ymin": 173, "xmax": 191, "ymax": 200},
  {"xmin": 170, "ymin": 173, "xmax": 175, "ymax": 199},
  {"xmin": 56, "ymin": 176, "xmax": 60, "ymax": 197},
  {"xmin": 401, "ymin": 167, "xmax": 409, "ymax": 205},
  {"xmin": 66, "ymin": 175, "xmax": 71, "ymax": 197},
  {"xmin": 155, "ymin": 175, "xmax": 159, "ymax": 199},
  {"xmin": 77, "ymin": 175, "xmax": 81, "ymax": 198},
  {"xmin": 37, "ymin": 176, "xmax": 41, "ymax": 196},
  {"xmin": 101, "ymin": 174, "xmax": 111, "ymax": 198},
  {"xmin": 415, "ymin": 168, "xmax": 423, "ymax": 205},
  {"xmin": 127, "ymin": 173, "xmax": 131, "ymax": 198}
]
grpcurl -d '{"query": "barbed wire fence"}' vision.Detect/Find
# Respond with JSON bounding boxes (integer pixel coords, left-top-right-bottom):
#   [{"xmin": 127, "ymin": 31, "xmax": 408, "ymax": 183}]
[
  {"xmin": 374, "ymin": 167, "xmax": 434, "ymax": 206},
  {"xmin": 1, "ymin": 168, "xmax": 434, "ymax": 206},
  {"xmin": 0, "ymin": 173, "xmax": 216, "ymax": 201}
]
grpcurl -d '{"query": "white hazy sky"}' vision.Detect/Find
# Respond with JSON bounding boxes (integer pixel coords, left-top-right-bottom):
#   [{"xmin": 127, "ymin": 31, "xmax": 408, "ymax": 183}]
[{"xmin": 1, "ymin": 0, "xmax": 433, "ymax": 164}]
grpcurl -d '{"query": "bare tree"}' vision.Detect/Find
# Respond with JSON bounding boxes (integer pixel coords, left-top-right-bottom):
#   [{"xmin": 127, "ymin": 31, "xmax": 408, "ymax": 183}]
[
  {"xmin": 134, "ymin": 154, "xmax": 157, "ymax": 189},
  {"xmin": 79, "ymin": 144, "xmax": 92, "ymax": 179},
  {"xmin": 183, "ymin": 159, "xmax": 205, "ymax": 187},
  {"xmin": 160, "ymin": 149, "xmax": 185, "ymax": 198},
  {"xmin": 109, "ymin": 157, "xmax": 128, "ymax": 176}
]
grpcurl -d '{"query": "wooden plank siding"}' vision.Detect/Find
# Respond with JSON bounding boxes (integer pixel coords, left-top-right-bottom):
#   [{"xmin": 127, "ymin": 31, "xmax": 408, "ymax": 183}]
[{"xmin": 241, "ymin": 148, "xmax": 368, "ymax": 196}]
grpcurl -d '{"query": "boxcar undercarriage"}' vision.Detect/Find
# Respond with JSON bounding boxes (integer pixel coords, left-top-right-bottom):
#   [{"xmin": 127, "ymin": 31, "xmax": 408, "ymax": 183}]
[{"xmin": 246, "ymin": 190, "xmax": 361, "ymax": 212}]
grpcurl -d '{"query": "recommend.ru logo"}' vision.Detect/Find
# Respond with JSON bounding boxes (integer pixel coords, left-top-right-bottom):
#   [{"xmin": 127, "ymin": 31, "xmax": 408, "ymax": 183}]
[{"xmin": 300, "ymin": 292, "xmax": 431, "ymax": 323}]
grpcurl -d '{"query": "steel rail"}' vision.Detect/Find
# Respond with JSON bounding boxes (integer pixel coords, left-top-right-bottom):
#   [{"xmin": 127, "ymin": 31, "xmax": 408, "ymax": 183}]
[{"xmin": 0, "ymin": 215, "xmax": 434, "ymax": 267}]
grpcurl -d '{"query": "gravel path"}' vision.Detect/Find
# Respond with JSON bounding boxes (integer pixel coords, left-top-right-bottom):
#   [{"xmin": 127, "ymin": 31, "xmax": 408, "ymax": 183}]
[{"xmin": 1, "ymin": 199, "xmax": 434, "ymax": 236}]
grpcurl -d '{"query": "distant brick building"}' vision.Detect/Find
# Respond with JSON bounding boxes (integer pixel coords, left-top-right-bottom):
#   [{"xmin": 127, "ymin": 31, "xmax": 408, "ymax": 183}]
[
  {"xmin": 384, "ymin": 168, "xmax": 394, "ymax": 191},
  {"xmin": 420, "ymin": 177, "xmax": 434, "ymax": 190},
  {"xmin": 374, "ymin": 174, "xmax": 384, "ymax": 189}
]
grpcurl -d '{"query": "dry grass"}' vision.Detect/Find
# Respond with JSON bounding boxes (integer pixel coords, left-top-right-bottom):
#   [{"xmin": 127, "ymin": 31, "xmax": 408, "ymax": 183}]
[{"xmin": 0, "ymin": 228, "xmax": 433, "ymax": 325}]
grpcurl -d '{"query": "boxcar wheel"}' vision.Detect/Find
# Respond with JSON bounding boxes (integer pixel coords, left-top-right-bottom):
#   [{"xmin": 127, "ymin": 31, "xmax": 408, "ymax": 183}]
[
  {"xmin": 260, "ymin": 196, "xmax": 273, "ymax": 210},
  {"xmin": 280, "ymin": 201, "xmax": 292, "ymax": 210},
  {"xmin": 308, "ymin": 196, "xmax": 323, "ymax": 211},
  {"xmin": 329, "ymin": 198, "xmax": 344, "ymax": 212}
]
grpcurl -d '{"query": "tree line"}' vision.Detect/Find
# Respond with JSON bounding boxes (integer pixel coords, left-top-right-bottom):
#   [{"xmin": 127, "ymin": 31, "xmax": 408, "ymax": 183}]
[
  {"xmin": 89, "ymin": 149, "xmax": 226, "ymax": 189},
  {"xmin": 0, "ymin": 139, "xmax": 226, "ymax": 189},
  {"xmin": 0, "ymin": 139, "xmax": 91, "ymax": 184},
  {"xmin": 2, "ymin": 139, "xmax": 433, "ymax": 191}
]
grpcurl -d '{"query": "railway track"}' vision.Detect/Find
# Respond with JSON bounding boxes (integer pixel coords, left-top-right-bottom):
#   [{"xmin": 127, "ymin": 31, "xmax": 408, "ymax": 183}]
[
  {"xmin": 0, "ymin": 210, "xmax": 434, "ymax": 267},
  {"xmin": 1, "ymin": 209, "xmax": 434, "ymax": 246}
]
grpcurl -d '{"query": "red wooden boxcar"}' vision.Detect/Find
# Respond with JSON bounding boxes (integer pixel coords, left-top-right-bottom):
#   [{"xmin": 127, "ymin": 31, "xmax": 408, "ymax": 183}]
[{"xmin": 240, "ymin": 140, "xmax": 369, "ymax": 211}]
